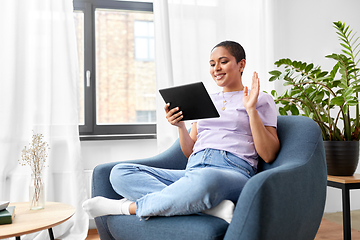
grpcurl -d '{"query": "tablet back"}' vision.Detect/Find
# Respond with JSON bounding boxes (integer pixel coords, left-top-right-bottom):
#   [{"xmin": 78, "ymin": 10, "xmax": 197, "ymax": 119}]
[{"xmin": 159, "ymin": 82, "xmax": 219, "ymax": 121}]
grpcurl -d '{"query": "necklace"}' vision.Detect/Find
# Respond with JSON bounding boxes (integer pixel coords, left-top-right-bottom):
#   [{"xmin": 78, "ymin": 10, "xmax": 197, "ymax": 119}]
[{"xmin": 221, "ymin": 91, "xmax": 239, "ymax": 110}]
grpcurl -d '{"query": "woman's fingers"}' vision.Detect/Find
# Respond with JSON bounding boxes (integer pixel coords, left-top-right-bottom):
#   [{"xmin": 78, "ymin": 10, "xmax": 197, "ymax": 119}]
[
  {"xmin": 169, "ymin": 112, "xmax": 183, "ymax": 124},
  {"xmin": 243, "ymin": 86, "xmax": 248, "ymax": 97},
  {"xmin": 166, "ymin": 106, "xmax": 180, "ymax": 118},
  {"xmin": 252, "ymin": 72, "xmax": 259, "ymax": 90},
  {"xmin": 165, "ymin": 104, "xmax": 183, "ymax": 125}
]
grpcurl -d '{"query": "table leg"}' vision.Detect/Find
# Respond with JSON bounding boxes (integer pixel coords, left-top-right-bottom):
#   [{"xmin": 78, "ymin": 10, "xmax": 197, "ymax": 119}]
[
  {"xmin": 342, "ymin": 186, "xmax": 351, "ymax": 240},
  {"xmin": 48, "ymin": 228, "xmax": 55, "ymax": 240},
  {"xmin": 16, "ymin": 237, "xmax": 20, "ymax": 240}
]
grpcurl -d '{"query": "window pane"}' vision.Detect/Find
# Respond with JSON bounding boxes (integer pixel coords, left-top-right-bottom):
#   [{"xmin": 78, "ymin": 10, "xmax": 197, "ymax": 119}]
[
  {"xmin": 73, "ymin": 11, "xmax": 85, "ymax": 125},
  {"xmin": 134, "ymin": 21, "xmax": 149, "ymax": 37},
  {"xmin": 135, "ymin": 38, "xmax": 149, "ymax": 59},
  {"xmin": 134, "ymin": 21, "xmax": 154, "ymax": 61},
  {"xmin": 136, "ymin": 110, "xmax": 156, "ymax": 122},
  {"xmin": 149, "ymin": 22, "xmax": 154, "ymax": 37},
  {"xmin": 95, "ymin": 9, "xmax": 156, "ymax": 124}
]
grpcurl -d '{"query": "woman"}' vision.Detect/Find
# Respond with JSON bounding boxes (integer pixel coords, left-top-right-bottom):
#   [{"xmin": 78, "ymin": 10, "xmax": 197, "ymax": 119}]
[{"xmin": 83, "ymin": 41, "xmax": 280, "ymax": 223}]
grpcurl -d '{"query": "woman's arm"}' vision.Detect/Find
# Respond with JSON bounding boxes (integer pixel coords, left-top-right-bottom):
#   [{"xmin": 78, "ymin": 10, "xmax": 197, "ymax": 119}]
[
  {"xmin": 165, "ymin": 103, "xmax": 198, "ymax": 158},
  {"xmin": 243, "ymin": 72, "xmax": 280, "ymax": 163}
]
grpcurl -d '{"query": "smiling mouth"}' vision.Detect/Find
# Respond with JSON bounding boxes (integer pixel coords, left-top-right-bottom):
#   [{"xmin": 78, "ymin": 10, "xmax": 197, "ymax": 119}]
[{"xmin": 215, "ymin": 73, "xmax": 225, "ymax": 80}]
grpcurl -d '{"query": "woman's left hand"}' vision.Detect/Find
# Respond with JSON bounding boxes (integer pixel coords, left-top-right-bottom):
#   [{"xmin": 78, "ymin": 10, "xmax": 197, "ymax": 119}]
[
  {"xmin": 243, "ymin": 71, "xmax": 280, "ymax": 163},
  {"xmin": 243, "ymin": 72, "xmax": 260, "ymax": 112}
]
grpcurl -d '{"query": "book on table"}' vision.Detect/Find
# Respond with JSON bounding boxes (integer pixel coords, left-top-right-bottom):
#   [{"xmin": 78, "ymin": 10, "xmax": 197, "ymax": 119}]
[{"xmin": 0, "ymin": 206, "xmax": 15, "ymax": 225}]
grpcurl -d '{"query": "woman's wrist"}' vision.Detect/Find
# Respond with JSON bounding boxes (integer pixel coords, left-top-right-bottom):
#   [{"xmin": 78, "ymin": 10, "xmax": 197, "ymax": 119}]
[
  {"xmin": 245, "ymin": 107, "xmax": 258, "ymax": 116},
  {"xmin": 176, "ymin": 121, "xmax": 187, "ymax": 132}
]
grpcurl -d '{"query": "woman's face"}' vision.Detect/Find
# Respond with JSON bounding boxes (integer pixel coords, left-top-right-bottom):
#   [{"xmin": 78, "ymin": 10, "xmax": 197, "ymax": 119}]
[{"xmin": 209, "ymin": 46, "xmax": 245, "ymax": 92}]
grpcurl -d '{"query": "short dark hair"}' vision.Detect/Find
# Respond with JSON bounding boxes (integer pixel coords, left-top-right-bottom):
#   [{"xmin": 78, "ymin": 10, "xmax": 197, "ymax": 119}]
[{"xmin": 212, "ymin": 41, "xmax": 246, "ymax": 63}]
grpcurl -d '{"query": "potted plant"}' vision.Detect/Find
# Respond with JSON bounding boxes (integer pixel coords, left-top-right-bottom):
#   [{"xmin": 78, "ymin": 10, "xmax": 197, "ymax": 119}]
[{"xmin": 269, "ymin": 21, "xmax": 360, "ymax": 176}]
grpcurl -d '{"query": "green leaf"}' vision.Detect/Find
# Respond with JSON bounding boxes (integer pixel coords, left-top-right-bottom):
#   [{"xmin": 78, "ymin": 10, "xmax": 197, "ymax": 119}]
[
  {"xmin": 293, "ymin": 61, "xmax": 300, "ymax": 69},
  {"xmin": 269, "ymin": 75, "xmax": 278, "ymax": 82},
  {"xmin": 280, "ymin": 100, "xmax": 289, "ymax": 105},
  {"xmin": 269, "ymin": 70, "xmax": 282, "ymax": 76},
  {"xmin": 317, "ymin": 71, "xmax": 328, "ymax": 78},
  {"xmin": 300, "ymin": 62, "xmax": 307, "ymax": 71},
  {"xmin": 326, "ymin": 53, "xmax": 340, "ymax": 60},
  {"xmin": 316, "ymin": 76, "xmax": 332, "ymax": 82},
  {"xmin": 348, "ymin": 68, "xmax": 359, "ymax": 74},
  {"xmin": 340, "ymin": 43, "xmax": 352, "ymax": 51},
  {"xmin": 279, "ymin": 107, "xmax": 287, "ymax": 115},
  {"xmin": 290, "ymin": 104, "xmax": 300, "ymax": 115},
  {"xmin": 342, "ymin": 49, "xmax": 352, "ymax": 56},
  {"xmin": 283, "ymin": 104, "xmax": 291, "ymax": 111},
  {"xmin": 338, "ymin": 36, "xmax": 348, "ymax": 44},
  {"xmin": 311, "ymin": 68, "xmax": 321, "ymax": 77},
  {"xmin": 339, "ymin": 83, "xmax": 348, "ymax": 89},
  {"xmin": 332, "ymin": 80, "xmax": 341, "ymax": 88},
  {"xmin": 283, "ymin": 81, "xmax": 294, "ymax": 86},
  {"xmin": 353, "ymin": 40, "xmax": 360, "ymax": 52},
  {"xmin": 305, "ymin": 63, "xmax": 314, "ymax": 73},
  {"xmin": 289, "ymin": 88, "xmax": 301, "ymax": 97},
  {"xmin": 345, "ymin": 95, "xmax": 355, "ymax": 102},
  {"xmin": 308, "ymin": 90, "xmax": 318, "ymax": 101},
  {"xmin": 345, "ymin": 26, "xmax": 351, "ymax": 37},
  {"xmin": 314, "ymin": 91, "xmax": 325, "ymax": 103},
  {"xmin": 353, "ymin": 85, "xmax": 360, "ymax": 92},
  {"xmin": 330, "ymin": 62, "xmax": 340, "ymax": 78},
  {"xmin": 343, "ymin": 87, "xmax": 353, "ymax": 97},
  {"xmin": 285, "ymin": 58, "xmax": 292, "ymax": 66},
  {"xmin": 330, "ymin": 96, "xmax": 345, "ymax": 106},
  {"xmin": 271, "ymin": 90, "xmax": 277, "ymax": 97},
  {"xmin": 334, "ymin": 21, "xmax": 343, "ymax": 29},
  {"xmin": 339, "ymin": 68, "xmax": 347, "ymax": 77},
  {"xmin": 347, "ymin": 100, "xmax": 358, "ymax": 106}
]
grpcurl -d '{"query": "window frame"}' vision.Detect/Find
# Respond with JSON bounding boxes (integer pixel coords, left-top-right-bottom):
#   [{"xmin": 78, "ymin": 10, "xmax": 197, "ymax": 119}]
[{"xmin": 73, "ymin": 0, "xmax": 156, "ymax": 140}]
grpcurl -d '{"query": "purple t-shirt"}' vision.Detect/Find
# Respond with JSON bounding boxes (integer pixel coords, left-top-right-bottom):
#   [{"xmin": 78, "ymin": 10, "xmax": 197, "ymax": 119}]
[{"xmin": 191, "ymin": 91, "xmax": 277, "ymax": 168}]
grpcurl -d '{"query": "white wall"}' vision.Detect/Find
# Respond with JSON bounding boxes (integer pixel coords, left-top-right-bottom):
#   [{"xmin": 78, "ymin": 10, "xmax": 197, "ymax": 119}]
[
  {"xmin": 81, "ymin": 138, "xmax": 158, "ymax": 171},
  {"xmin": 81, "ymin": 0, "xmax": 360, "ymax": 214},
  {"xmin": 272, "ymin": 0, "xmax": 360, "ymax": 212}
]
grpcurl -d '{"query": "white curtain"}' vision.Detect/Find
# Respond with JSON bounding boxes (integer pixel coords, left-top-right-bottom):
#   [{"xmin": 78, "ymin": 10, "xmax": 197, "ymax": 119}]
[
  {"xmin": 154, "ymin": 0, "xmax": 275, "ymax": 151},
  {"xmin": 0, "ymin": 1, "xmax": 88, "ymax": 239}
]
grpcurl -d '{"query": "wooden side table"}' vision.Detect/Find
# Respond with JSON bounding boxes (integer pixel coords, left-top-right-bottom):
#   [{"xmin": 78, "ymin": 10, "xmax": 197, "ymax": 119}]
[
  {"xmin": 0, "ymin": 202, "xmax": 75, "ymax": 240},
  {"xmin": 327, "ymin": 174, "xmax": 360, "ymax": 240}
]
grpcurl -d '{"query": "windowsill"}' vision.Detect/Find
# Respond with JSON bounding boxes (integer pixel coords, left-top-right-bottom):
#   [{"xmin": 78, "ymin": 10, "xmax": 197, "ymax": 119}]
[{"xmin": 80, "ymin": 134, "xmax": 156, "ymax": 141}]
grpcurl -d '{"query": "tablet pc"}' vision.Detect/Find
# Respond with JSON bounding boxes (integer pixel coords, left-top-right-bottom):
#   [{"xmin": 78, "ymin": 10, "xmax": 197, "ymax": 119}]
[{"xmin": 159, "ymin": 82, "xmax": 220, "ymax": 121}]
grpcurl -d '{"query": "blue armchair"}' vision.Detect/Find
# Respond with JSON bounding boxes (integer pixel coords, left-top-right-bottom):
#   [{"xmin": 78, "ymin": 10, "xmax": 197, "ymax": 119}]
[{"xmin": 91, "ymin": 115, "xmax": 327, "ymax": 240}]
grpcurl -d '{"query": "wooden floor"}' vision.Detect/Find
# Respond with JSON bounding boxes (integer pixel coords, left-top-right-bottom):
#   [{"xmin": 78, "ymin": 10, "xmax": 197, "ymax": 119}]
[
  {"xmin": 85, "ymin": 229, "xmax": 100, "ymax": 240},
  {"xmin": 315, "ymin": 218, "xmax": 360, "ymax": 239},
  {"xmin": 85, "ymin": 218, "xmax": 360, "ymax": 240}
]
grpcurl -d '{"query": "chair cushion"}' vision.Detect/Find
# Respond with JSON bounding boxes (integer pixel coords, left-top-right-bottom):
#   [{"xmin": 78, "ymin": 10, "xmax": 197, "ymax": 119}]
[{"xmin": 107, "ymin": 214, "xmax": 229, "ymax": 240}]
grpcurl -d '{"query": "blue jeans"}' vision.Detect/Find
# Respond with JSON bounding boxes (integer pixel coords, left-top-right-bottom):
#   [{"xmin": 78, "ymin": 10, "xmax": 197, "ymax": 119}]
[{"xmin": 109, "ymin": 149, "xmax": 256, "ymax": 218}]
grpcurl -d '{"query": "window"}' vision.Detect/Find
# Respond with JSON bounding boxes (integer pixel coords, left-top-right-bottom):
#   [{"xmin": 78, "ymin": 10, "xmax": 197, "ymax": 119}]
[{"xmin": 73, "ymin": 0, "xmax": 156, "ymax": 140}]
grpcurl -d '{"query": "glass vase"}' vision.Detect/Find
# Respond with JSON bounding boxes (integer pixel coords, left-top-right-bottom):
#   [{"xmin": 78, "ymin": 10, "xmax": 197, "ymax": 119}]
[{"xmin": 29, "ymin": 173, "xmax": 45, "ymax": 210}]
